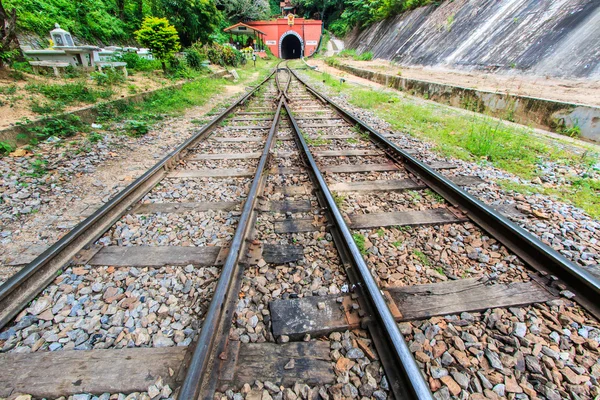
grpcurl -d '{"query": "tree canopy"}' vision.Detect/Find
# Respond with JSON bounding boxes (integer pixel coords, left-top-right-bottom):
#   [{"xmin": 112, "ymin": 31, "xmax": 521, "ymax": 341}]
[
  {"xmin": 151, "ymin": 0, "xmax": 221, "ymax": 46},
  {"xmin": 216, "ymin": 0, "xmax": 271, "ymax": 21}
]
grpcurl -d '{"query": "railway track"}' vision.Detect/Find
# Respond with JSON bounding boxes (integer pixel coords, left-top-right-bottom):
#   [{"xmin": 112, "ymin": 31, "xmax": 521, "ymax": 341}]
[{"xmin": 0, "ymin": 62, "xmax": 599, "ymax": 400}]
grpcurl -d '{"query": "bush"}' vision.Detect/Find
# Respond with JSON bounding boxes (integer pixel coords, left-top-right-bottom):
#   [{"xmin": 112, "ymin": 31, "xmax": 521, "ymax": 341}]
[
  {"xmin": 205, "ymin": 43, "xmax": 244, "ymax": 67},
  {"xmin": 114, "ymin": 52, "xmax": 162, "ymax": 72},
  {"xmin": 184, "ymin": 48, "xmax": 206, "ymax": 70}
]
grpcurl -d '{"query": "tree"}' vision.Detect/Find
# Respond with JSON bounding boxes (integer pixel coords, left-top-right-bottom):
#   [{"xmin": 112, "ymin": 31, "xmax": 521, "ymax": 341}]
[
  {"xmin": 293, "ymin": 0, "xmax": 342, "ymax": 23},
  {"xmin": 135, "ymin": 17, "xmax": 181, "ymax": 72},
  {"xmin": 216, "ymin": 0, "xmax": 270, "ymax": 21},
  {"xmin": 151, "ymin": 0, "xmax": 221, "ymax": 46},
  {"xmin": 0, "ymin": 0, "xmax": 20, "ymax": 68}
]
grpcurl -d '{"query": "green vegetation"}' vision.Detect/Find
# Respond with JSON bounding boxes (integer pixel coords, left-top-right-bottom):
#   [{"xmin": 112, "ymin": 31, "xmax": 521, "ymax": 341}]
[
  {"xmin": 22, "ymin": 157, "xmax": 48, "ymax": 178},
  {"xmin": 135, "ymin": 17, "xmax": 181, "ymax": 72},
  {"xmin": 0, "ymin": 141, "xmax": 15, "ymax": 155},
  {"xmin": 90, "ymin": 69, "xmax": 126, "ymax": 87},
  {"xmin": 25, "ymin": 82, "xmax": 112, "ymax": 105},
  {"xmin": 124, "ymin": 119, "xmax": 150, "ymax": 136},
  {"xmin": 204, "ymin": 42, "xmax": 246, "ymax": 67},
  {"xmin": 4, "ymin": 0, "xmax": 133, "ymax": 44},
  {"xmin": 305, "ymin": 69, "xmax": 597, "ymax": 178},
  {"xmin": 392, "ymin": 240, "xmax": 402, "ymax": 247},
  {"xmin": 332, "ymin": 191, "xmax": 346, "ymax": 208},
  {"xmin": 412, "ymin": 249, "xmax": 430, "ymax": 266},
  {"xmin": 377, "ymin": 228, "xmax": 385, "ymax": 237},
  {"xmin": 18, "ymin": 114, "xmax": 85, "ymax": 144},
  {"xmin": 424, "ymin": 189, "xmax": 444, "ymax": 203},
  {"xmin": 338, "ymin": 49, "xmax": 374, "ymax": 61},
  {"xmin": 352, "ymin": 233, "xmax": 367, "ymax": 255}
]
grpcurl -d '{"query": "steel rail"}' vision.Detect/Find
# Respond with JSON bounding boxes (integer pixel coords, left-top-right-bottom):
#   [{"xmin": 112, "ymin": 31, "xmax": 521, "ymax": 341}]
[
  {"xmin": 283, "ymin": 99, "xmax": 433, "ymax": 399},
  {"xmin": 275, "ymin": 61, "xmax": 291, "ymax": 102},
  {"xmin": 179, "ymin": 97, "xmax": 284, "ymax": 400},
  {"xmin": 289, "ymin": 68, "xmax": 600, "ymax": 319},
  {"xmin": 0, "ymin": 70, "xmax": 276, "ymax": 329}
]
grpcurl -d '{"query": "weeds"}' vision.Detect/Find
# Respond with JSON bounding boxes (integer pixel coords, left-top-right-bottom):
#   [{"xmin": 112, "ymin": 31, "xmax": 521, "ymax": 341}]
[
  {"xmin": 23, "ymin": 158, "xmax": 48, "ymax": 178},
  {"xmin": 332, "ymin": 192, "xmax": 346, "ymax": 208},
  {"xmin": 124, "ymin": 120, "xmax": 150, "ymax": 137},
  {"xmin": 352, "ymin": 233, "xmax": 367, "ymax": 255},
  {"xmin": 0, "ymin": 84, "xmax": 17, "ymax": 95},
  {"xmin": 20, "ymin": 114, "xmax": 85, "ymax": 144},
  {"xmin": 30, "ymin": 100, "xmax": 64, "ymax": 114},
  {"xmin": 0, "ymin": 141, "xmax": 15, "ymax": 155},
  {"xmin": 91, "ymin": 69, "xmax": 126, "ymax": 86},
  {"xmin": 26, "ymin": 82, "xmax": 112, "ymax": 104},
  {"xmin": 87, "ymin": 132, "xmax": 103, "ymax": 143},
  {"xmin": 412, "ymin": 250, "xmax": 431, "ymax": 266}
]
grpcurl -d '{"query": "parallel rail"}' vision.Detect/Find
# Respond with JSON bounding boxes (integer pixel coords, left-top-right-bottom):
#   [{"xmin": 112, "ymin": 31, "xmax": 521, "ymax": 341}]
[{"xmin": 289, "ymin": 68, "xmax": 600, "ymax": 320}]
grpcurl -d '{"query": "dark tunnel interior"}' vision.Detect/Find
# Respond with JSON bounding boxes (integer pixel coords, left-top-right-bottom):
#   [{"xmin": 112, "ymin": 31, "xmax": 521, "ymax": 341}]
[{"xmin": 281, "ymin": 35, "xmax": 302, "ymax": 59}]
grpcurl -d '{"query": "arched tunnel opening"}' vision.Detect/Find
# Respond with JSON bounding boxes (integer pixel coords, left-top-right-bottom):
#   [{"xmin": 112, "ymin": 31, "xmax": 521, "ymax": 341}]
[{"xmin": 281, "ymin": 35, "xmax": 302, "ymax": 59}]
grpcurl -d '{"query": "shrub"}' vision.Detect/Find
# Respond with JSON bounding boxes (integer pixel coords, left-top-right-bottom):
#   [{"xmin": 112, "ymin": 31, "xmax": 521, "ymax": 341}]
[
  {"xmin": 114, "ymin": 52, "xmax": 162, "ymax": 72},
  {"xmin": 135, "ymin": 17, "xmax": 181, "ymax": 72},
  {"xmin": 205, "ymin": 43, "xmax": 244, "ymax": 67},
  {"xmin": 184, "ymin": 48, "xmax": 205, "ymax": 70}
]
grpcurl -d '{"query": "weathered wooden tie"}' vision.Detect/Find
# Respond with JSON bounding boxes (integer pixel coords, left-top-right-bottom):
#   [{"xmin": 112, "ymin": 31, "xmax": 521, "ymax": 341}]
[{"xmin": 270, "ymin": 278, "xmax": 554, "ymax": 338}]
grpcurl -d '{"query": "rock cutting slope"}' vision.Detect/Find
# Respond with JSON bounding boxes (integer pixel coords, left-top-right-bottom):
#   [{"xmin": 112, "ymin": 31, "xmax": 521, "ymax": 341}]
[{"xmin": 345, "ymin": 0, "xmax": 600, "ymax": 79}]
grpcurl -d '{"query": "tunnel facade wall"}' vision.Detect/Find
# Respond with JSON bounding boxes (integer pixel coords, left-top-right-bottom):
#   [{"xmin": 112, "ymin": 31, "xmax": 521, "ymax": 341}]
[
  {"xmin": 345, "ymin": 0, "xmax": 600, "ymax": 79},
  {"xmin": 248, "ymin": 19, "xmax": 322, "ymax": 58}
]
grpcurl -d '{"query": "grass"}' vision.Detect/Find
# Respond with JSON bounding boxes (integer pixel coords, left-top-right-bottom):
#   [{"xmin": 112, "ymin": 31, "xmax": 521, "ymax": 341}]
[
  {"xmin": 412, "ymin": 250, "xmax": 431, "ymax": 266},
  {"xmin": 299, "ymin": 67, "xmax": 600, "ymax": 217},
  {"xmin": 338, "ymin": 49, "xmax": 374, "ymax": 61},
  {"xmin": 332, "ymin": 192, "xmax": 346, "ymax": 208},
  {"xmin": 25, "ymin": 82, "xmax": 113, "ymax": 105},
  {"xmin": 352, "ymin": 233, "xmax": 367, "ymax": 255}
]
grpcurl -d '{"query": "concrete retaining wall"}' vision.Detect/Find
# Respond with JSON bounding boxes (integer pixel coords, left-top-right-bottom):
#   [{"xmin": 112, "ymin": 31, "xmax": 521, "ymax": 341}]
[
  {"xmin": 328, "ymin": 61, "xmax": 600, "ymax": 142},
  {"xmin": 0, "ymin": 70, "xmax": 228, "ymax": 146}
]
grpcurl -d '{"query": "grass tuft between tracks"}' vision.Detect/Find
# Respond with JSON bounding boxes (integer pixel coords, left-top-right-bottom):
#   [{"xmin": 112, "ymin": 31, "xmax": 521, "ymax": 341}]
[{"xmin": 295, "ymin": 65, "xmax": 600, "ymax": 218}]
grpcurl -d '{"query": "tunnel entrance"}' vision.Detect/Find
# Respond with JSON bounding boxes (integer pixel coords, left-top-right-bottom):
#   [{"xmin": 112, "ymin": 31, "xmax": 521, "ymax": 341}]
[{"xmin": 281, "ymin": 34, "xmax": 302, "ymax": 59}]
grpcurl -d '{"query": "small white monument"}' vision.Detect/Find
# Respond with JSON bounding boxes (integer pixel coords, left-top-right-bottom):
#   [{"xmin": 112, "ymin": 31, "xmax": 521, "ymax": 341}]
[{"xmin": 50, "ymin": 23, "xmax": 74, "ymax": 47}]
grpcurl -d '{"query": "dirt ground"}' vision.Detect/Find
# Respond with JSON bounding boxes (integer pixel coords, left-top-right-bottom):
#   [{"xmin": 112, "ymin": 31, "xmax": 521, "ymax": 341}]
[
  {"xmin": 325, "ymin": 58, "xmax": 600, "ymax": 107},
  {"xmin": 0, "ymin": 69, "xmax": 178, "ymax": 130}
]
